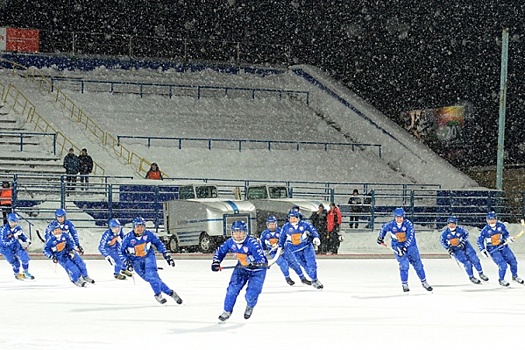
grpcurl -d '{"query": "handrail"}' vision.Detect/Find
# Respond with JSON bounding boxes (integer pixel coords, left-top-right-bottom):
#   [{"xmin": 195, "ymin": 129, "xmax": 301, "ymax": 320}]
[
  {"xmin": 0, "ymin": 131, "xmax": 57, "ymax": 154},
  {"xmin": 49, "ymin": 77, "xmax": 310, "ymax": 105},
  {"xmin": 117, "ymin": 135, "xmax": 383, "ymax": 157}
]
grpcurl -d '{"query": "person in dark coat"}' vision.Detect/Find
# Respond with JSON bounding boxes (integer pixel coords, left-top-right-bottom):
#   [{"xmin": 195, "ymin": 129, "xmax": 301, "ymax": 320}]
[
  {"xmin": 78, "ymin": 148, "xmax": 94, "ymax": 190},
  {"xmin": 63, "ymin": 148, "xmax": 80, "ymax": 194},
  {"xmin": 310, "ymin": 204, "xmax": 328, "ymax": 254},
  {"xmin": 347, "ymin": 189, "xmax": 363, "ymax": 229}
]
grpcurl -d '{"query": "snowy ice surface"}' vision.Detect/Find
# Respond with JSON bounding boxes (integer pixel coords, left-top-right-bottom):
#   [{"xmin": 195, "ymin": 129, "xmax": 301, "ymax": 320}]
[{"xmin": 3, "ymin": 257, "xmax": 525, "ymax": 350}]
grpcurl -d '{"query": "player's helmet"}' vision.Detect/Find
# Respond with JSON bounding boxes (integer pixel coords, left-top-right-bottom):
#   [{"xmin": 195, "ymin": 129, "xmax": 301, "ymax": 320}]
[
  {"xmin": 109, "ymin": 219, "xmax": 121, "ymax": 228},
  {"xmin": 7, "ymin": 213, "xmax": 18, "ymax": 222},
  {"xmin": 287, "ymin": 210, "xmax": 300, "ymax": 219},
  {"xmin": 393, "ymin": 208, "xmax": 405, "ymax": 218},
  {"xmin": 48, "ymin": 221, "xmax": 61, "ymax": 233},
  {"xmin": 132, "ymin": 217, "xmax": 146, "ymax": 228},
  {"xmin": 266, "ymin": 215, "xmax": 277, "ymax": 224},
  {"xmin": 231, "ymin": 220, "xmax": 248, "ymax": 244},
  {"xmin": 55, "ymin": 208, "xmax": 66, "ymax": 218},
  {"xmin": 486, "ymin": 211, "xmax": 497, "ymax": 220},
  {"xmin": 447, "ymin": 216, "xmax": 458, "ymax": 224}
]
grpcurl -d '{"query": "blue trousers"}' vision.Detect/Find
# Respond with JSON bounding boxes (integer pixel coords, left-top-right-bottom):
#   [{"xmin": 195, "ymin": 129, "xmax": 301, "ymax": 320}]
[
  {"xmin": 57, "ymin": 252, "xmax": 88, "ymax": 283},
  {"xmin": 289, "ymin": 244, "xmax": 318, "ymax": 280},
  {"xmin": 394, "ymin": 244, "xmax": 427, "ymax": 284},
  {"xmin": 488, "ymin": 245, "xmax": 518, "ymax": 280},
  {"xmin": 106, "ymin": 246, "xmax": 126, "ymax": 274},
  {"xmin": 274, "ymin": 248, "xmax": 305, "ymax": 280},
  {"xmin": 2, "ymin": 247, "xmax": 30, "ymax": 274},
  {"xmin": 452, "ymin": 242, "xmax": 483, "ymax": 277},
  {"xmin": 132, "ymin": 254, "xmax": 173, "ymax": 296},
  {"xmin": 224, "ymin": 267, "xmax": 266, "ymax": 313}
]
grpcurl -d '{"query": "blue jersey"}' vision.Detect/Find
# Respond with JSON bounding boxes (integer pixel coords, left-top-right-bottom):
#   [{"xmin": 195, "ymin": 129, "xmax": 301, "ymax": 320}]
[
  {"xmin": 1, "ymin": 223, "xmax": 29, "ymax": 252},
  {"xmin": 43, "ymin": 232, "xmax": 77, "ymax": 260},
  {"xmin": 378, "ymin": 218, "xmax": 416, "ymax": 249},
  {"xmin": 278, "ymin": 219, "xmax": 319, "ymax": 252},
  {"xmin": 213, "ymin": 236, "xmax": 267, "ymax": 267},
  {"xmin": 440, "ymin": 225, "xmax": 470, "ymax": 250},
  {"xmin": 259, "ymin": 226, "xmax": 282, "ymax": 252},
  {"xmin": 98, "ymin": 227, "xmax": 125, "ymax": 257},
  {"xmin": 477, "ymin": 221, "xmax": 510, "ymax": 251},
  {"xmin": 45, "ymin": 219, "xmax": 80, "ymax": 247},
  {"xmin": 120, "ymin": 230, "xmax": 167, "ymax": 262}
]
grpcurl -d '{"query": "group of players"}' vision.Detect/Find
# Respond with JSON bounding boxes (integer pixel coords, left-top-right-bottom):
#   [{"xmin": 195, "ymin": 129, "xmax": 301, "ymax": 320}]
[{"xmin": 1, "ymin": 205, "xmax": 522, "ymax": 323}]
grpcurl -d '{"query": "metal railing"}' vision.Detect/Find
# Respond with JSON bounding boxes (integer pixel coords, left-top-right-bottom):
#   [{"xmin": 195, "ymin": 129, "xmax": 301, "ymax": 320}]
[
  {"xmin": 0, "ymin": 131, "xmax": 57, "ymax": 154},
  {"xmin": 117, "ymin": 135, "xmax": 383, "ymax": 157}
]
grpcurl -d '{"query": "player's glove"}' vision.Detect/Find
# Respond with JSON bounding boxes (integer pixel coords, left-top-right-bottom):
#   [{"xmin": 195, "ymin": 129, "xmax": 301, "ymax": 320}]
[
  {"xmin": 105, "ymin": 256, "xmax": 115, "ymax": 266},
  {"xmin": 396, "ymin": 246, "xmax": 407, "ymax": 257},
  {"xmin": 50, "ymin": 255, "xmax": 58, "ymax": 264},
  {"xmin": 125, "ymin": 260, "xmax": 134, "ymax": 272},
  {"xmin": 508, "ymin": 237, "xmax": 515, "ymax": 244},
  {"xmin": 211, "ymin": 260, "xmax": 221, "ymax": 272},
  {"xmin": 312, "ymin": 237, "xmax": 321, "ymax": 246},
  {"xmin": 447, "ymin": 247, "xmax": 455, "ymax": 255},
  {"xmin": 377, "ymin": 236, "xmax": 384, "ymax": 245},
  {"xmin": 457, "ymin": 241, "xmax": 465, "ymax": 250},
  {"xmin": 163, "ymin": 253, "xmax": 175, "ymax": 267},
  {"xmin": 77, "ymin": 245, "xmax": 84, "ymax": 255},
  {"xmin": 481, "ymin": 249, "xmax": 489, "ymax": 258}
]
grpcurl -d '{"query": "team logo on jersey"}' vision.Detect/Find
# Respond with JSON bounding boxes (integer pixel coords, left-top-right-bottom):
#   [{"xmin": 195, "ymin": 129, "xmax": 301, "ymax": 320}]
[{"xmin": 243, "ymin": 246, "xmax": 249, "ymax": 253}]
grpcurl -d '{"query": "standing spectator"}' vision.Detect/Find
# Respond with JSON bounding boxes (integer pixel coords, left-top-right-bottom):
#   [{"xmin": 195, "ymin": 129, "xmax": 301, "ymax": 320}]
[
  {"xmin": 477, "ymin": 211, "xmax": 524, "ymax": 286},
  {"xmin": 310, "ymin": 204, "xmax": 328, "ymax": 254},
  {"xmin": 347, "ymin": 189, "xmax": 362, "ymax": 229},
  {"xmin": 377, "ymin": 207, "xmax": 433, "ymax": 293},
  {"xmin": 440, "ymin": 215, "xmax": 489, "ymax": 284},
  {"xmin": 363, "ymin": 190, "xmax": 373, "ymax": 229},
  {"xmin": 121, "ymin": 217, "xmax": 182, "ymax": 304},
  {"xmin": 259, "ymin": 215, "xmax": 310, "ymax": 286},
  {"xmin": 78, "ymin": 148, "xmax": 93, "ymax": 190},
  {"xmin": 0, "ymin": 180, "xmax": 13, "ymax": 225},
  {"xmin": 145, "ymin": 163, "xmax": 163, "ymax": 180},
  {"xmin": 43, "ymin": 221, "xmax": 92, "ymax": 287},
  {"xmin": 326, "ymin": 202, "xmax": 343, "ymax": 254},
  {"xmin": 63, "ymin": 148, "xmax": 80, "ymax": 194},
  {"xmin": 98, "ymin": 219, "xmax": 131, "ymax": 280},
  {"xmin": 278, "ymin": 210, "xmax": 322, "ymax": 289},
  {"xmin": 1, "ymin": 213, "xmax": 34, "ymax": 280},
  {"xmin": 212, "ymin": 220, "xmax": 268, "ymax": 323}
]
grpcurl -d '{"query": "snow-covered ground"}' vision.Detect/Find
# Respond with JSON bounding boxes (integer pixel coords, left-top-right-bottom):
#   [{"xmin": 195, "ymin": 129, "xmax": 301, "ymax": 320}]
[{"xmin": 3, "ymin": 258, "xmax": 525, "ymax": 350}]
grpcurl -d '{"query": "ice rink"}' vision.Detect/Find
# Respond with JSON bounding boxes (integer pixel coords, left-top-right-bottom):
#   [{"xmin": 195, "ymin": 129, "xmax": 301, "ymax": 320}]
[{"xmin": 3, "ymin": 256, "xmax": 525, "ymax": 350}]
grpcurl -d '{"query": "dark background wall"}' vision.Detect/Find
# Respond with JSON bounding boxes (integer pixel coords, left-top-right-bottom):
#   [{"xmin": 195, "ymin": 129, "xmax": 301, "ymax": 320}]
[{"xmin": 2, "ymin": 0, "xmax": 525, "ymax": 166}]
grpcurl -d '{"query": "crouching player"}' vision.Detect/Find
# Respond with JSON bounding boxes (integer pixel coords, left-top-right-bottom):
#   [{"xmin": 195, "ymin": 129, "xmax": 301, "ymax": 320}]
[
  {"xmin": 212, "ymin": 220, "xmax": 268, "ymax": 323},
  {"xmin": 43, "ymin": 221, "xmax": 94, "ymax": 287}
]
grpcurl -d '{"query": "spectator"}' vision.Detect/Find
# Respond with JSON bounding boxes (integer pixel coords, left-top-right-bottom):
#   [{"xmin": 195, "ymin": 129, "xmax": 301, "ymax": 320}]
[
  {"xmin": 310, "ymin": 204, "xmax": 328, "ymax": 254},
  {"xmin": 326, "ymin": 202, "xmax": 343, "ymax": 254},
  {"xmin": 145, "ymin": 163, "xmax": 163, "ymax": 180},
  {"xmin": 0, "ymin": 181, "xmax": 13, "ymax": 225},
  {"xmin": 347, "ymin": 189, "xmax": 362, "ymax": 229},
  {"xmin": 78, "ymin": 148, "xmax": 93, "ymax": 190},
  {"xmin": 63, "ymin": 148, "xmax": 80, "ymax": 194}
]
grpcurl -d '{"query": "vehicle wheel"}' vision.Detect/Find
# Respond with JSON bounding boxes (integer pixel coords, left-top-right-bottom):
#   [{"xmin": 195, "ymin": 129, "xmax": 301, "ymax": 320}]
[
  {"xmin": 198, "ymin": 232, "xmax": 214, "ymax": 253},
  {"xmin": 168, "ymin": 235, "xmax": 179, "ymax": 253}
]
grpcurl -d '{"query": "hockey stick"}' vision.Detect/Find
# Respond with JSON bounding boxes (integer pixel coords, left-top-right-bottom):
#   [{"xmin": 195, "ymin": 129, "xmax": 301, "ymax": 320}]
[
  {"xmin": 489, "ymin": 219, "xmax": 525, "ymax": 254},
  {"xmin": 380, "ymin": 242, "xmax": 403, "ymax": 256},
  {"xmin": 219, "ymin": 264, "xmax": 271, "ymax": 270},
  {"xmin": 36, "ymin": 230, "xmax": 45, "ymax": 243}
]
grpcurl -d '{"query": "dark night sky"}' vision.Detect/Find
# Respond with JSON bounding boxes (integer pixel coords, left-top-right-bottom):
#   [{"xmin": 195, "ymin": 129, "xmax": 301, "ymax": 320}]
[{"xmin": 2, "ymin": 0, "xmax": 525, "ymax": 166}]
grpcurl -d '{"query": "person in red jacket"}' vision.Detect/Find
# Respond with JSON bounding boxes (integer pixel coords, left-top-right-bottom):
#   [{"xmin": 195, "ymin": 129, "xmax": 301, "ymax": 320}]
[
  {"xmin": 145, "ymin": 163, "xmax": 163, "ymax": 180},
  {"xmin": 326, "ymin": 202, "xmax": 343, "ymax": 254},
  {"xmin": 1, "ymin": 181, "xmax": 13, "ymax": 225}
]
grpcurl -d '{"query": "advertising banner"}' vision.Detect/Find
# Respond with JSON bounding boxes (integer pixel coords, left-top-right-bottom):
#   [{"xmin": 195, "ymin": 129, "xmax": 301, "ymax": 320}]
[{"xmin": 0, "ymin": 27, "xmax": 39, "ymax": 53}]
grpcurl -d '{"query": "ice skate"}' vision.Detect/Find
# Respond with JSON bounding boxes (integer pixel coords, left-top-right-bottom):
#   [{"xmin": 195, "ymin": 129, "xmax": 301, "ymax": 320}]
[
  {"xmin": 121, "ymin": 270, "xmax": 133, "ymax": 277},
  {"xmin": 154, "ymin": 293, "xmax": 167, "ymax": 304},
  {"xmin": 512, "ymin": 276, "xmax": 524, "ymax": 284},
  {"xmin": 23, "ymin": 271, "xmax": 35, "ymax": 280},
  {"xmin": 421, "ymin": 280, "xmax": 433, "ymax": 291},
  {"xmin": 244, "ymin": 306, "xmax": 254, "ymax": 319},
  {"xmin": 218, "ymin": 311, "xmax": 231, "ymax": 323},
  {"xmin": 83, "ymin": 276, "xmax": 95, "ymax": 284},
  {"xmin": 402, "ymin": 283, "xmax": 410, "ymax": 292},
  {"xmin": 311, "ymin": 279, "xmax": 323, "ymax": 289},
  {"xmin": 479, "ymin": 273, "xmax": 489, "ymax": 282},
  {"xmin": 14, "ymin": 273, "xmax": 24, "ymax": 281},
  {"xmin": 499, "ymin": 279, "xmax": 510, "ymax": 287},
  {"xmin": 170, "ymin": 291, "xmax": 183, "ymax": 304},
  {"xmin": 74, "ymin": 278, "xmax": 87, "ymax": 287},
  {"xmin": 469, "ymin": 276, "xmax": 481, "ymax": 284},
  {"xmin": 300, "ymin": 277, "xmax": 312, "ymax": 286},
  {"xmin": 114, "ymin": 273, "xmax": 126, "ymax": 280},
  {"xmin": 285, "ymin": 277, "xmax": 295, "ymax": 286}
]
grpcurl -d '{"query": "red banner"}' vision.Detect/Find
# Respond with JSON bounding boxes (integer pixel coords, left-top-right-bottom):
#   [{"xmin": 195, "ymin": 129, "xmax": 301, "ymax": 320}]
[{"xmin": 0, "ymin": 27, "xmax": 39, "ymax": 53}]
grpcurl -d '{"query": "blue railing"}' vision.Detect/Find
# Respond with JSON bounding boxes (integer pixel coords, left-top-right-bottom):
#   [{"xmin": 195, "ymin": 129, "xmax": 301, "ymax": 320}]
[
  {"xmin": 49, "ymin": 77, "xmax": 310, "ymax": 105},
  {"xmin": 116, "ymin": 135, "xmax": 383, "ymax": 157},
  {"xmin": 0, "ymin": 131, "xmax": 57, "ymax": 154}
]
